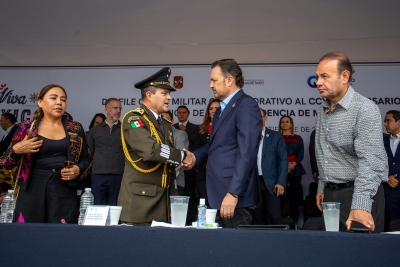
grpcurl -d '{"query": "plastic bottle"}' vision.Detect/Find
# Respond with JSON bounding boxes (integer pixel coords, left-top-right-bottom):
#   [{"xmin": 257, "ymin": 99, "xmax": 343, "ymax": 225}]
[
  {"xmin": 78, "ymin": 188, "xmax": 94, "ymax": 225},
  {"xmin": 0, "ymin": 190, "xmax": 15, "ymax": 223},
  {"xmin": 197, "ymin": 198, "xmax": 207, "ymax": 229}
]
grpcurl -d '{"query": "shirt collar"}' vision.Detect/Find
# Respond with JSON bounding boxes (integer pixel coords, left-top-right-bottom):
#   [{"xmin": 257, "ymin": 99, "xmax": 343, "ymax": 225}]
[
  {"xmin": 221, "ymin": 89, "xmax": 241, "ymax": 108},
  {"xmin": 390, "ymin": 133, "xmax": 400, "ymax": 140},
  {"xmin": 322, "ymin": 86, "xmax": 355, "ymax": 111},
  {"xmin": 179, "ymin": 121, "xmax": 188, "ymax": 126},
  {"xmin": 102, "ymin": 120, "xmax": 120, "ymax": 127},
  {"xmin": 3, "ymin": 124, "xmax": 15, "ymax": 136},
  {"xmin": 147, "ymin": 107, "xmax": 161, "ymax": 120}
]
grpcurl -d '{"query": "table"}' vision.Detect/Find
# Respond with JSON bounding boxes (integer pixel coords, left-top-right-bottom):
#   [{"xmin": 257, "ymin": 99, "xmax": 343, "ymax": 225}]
[{"xmin": 0, "ymin": 223, "xmax": 398, "ymax": 266}]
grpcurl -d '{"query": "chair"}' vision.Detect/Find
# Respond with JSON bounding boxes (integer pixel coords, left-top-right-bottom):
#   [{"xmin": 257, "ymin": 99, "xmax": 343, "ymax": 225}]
[
  {"xmin": 309, "ymin": 182, "xmax": 318, "ymax": 195},
  {"xmin": 302, "ymin": 182, "xmax": 322, "ymax": 227},
  {"xmin": 387, "ymin": 219, "xmax": 400, "ymax": 232},
  {"xmin": 281, "ymin": 194, "xmax": 297, "ymax": 229},
  {"xmin": 303, "ymin": 193, "xmax": 322, "ymax": 221}
]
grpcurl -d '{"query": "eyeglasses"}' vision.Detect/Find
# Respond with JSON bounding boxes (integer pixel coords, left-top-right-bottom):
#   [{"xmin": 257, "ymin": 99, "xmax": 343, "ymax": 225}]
[{"xmin": 109, "ymin": 107, "xmax": 122, "ymax": 111}]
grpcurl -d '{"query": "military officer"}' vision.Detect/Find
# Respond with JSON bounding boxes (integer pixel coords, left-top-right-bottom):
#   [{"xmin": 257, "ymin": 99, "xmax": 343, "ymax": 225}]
[{"xmin": 118, "ymin": 67, "xmax": 195, "ymax": 225}]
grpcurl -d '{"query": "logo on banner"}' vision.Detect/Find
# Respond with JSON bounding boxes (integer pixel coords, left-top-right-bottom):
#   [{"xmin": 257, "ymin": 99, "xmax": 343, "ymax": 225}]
[
  {"xmin": 173, "ymin": 76, "xmax": 184, "ymax": 89},
  {"xmin": 244, "ymin": 79, "xmax": 264, "ymax": 85},
  {"xmin": 307, "ymin": 76, "xmax": 317, "ymax": 88},
  {"xmin": 0, "ymin": 83, "xmax": 28, "ymax": 104},
  {"xmin": 29, "ymin": 93, "xmax": 39, "ymax": 103}
]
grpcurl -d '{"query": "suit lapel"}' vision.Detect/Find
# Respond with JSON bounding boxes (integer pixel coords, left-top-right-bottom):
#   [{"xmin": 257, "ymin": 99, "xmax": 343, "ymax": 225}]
[
  {"xmin": 384, "ymin": 135, "xmax": 394, "ymax": 158},
  {"xmin": 210, "ymin": 90, "xmax": 244, "ymax": 142},
  {"xmin": 262, "ymin": 128, "xmax": 271, "ymax": 159}
]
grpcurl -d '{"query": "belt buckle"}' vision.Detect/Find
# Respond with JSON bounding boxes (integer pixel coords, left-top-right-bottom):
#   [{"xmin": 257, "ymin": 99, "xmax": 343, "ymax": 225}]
[{"xmin": 329, "ymin": 183, "xmax": 339, "ymax": 190}]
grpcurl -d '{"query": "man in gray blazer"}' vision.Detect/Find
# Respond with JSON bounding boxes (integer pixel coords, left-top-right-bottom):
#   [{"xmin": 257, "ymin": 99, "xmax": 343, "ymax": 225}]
[{"xmin": 163, "ymin": 111, "xmax": 189, "ymax": 196}]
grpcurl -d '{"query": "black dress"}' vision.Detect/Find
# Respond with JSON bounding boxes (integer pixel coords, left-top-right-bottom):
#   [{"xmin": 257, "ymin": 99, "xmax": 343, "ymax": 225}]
[{"xmin": 15, "ymin": 135, "xmax": 80, "ymax": 223}]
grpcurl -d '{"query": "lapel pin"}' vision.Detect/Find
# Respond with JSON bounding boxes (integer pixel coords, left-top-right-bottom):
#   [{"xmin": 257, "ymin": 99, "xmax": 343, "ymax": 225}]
[
  {"xmin": 232, "ymin": 103, "xmax": 235, "ymax": 107},
  {"xmin": 266, "ymin": 134, "xmax": 269, "ymax": 137}
]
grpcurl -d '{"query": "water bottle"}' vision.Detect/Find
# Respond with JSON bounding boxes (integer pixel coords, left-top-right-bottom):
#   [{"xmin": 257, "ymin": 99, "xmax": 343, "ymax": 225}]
[
  {"xmin": 78, "ymin": 188, "xmax": 94, "ymax": 225},
  {"xmin": 0, "ymin": 190, "xmax": 16, "ymax": 223},
  {"xmin": 197, "ymin": 198, "xmax": 206, "ymax": 229}
]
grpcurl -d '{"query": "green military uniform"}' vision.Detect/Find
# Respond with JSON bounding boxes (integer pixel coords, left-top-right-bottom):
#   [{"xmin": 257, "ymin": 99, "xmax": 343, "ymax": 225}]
[
  {"xmin": 117, "ymin": 67, "xmax": 183, "ymax": 225},
  {"xmin": 118, "ymin": 105, "xmax": 182, "ymax": 224}
]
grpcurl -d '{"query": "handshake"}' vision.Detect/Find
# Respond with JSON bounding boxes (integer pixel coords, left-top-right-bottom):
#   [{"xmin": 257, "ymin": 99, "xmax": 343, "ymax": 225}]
[{"xmin": 181, "ymin": 148, "xmax": 196, "ymax": 170}]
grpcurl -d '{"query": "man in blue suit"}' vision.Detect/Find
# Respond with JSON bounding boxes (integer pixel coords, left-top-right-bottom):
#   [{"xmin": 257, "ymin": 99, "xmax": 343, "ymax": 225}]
[
  {"xmin": 254, "ymin": 108, "xmax": 288, "ymax": 225},
  {"xmin": 190, "ymin": 59, "xmax": 262, "ymax": 228},
  {"xmin": 383, "ymin": 110, "xmax": 400, "ymax": 225}
]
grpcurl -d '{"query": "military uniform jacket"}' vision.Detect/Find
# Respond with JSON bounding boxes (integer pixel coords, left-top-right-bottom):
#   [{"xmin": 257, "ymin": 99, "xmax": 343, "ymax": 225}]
[{"xmin": 118, "ymin": 105, "xmax": 182, "ymax": 224}]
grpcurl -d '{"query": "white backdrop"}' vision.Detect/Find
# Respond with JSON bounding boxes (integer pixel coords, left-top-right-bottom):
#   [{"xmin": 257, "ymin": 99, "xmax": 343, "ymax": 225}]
[{"xmin": 1, "ymin": 64, "xmax": 400, "ymax": 194}]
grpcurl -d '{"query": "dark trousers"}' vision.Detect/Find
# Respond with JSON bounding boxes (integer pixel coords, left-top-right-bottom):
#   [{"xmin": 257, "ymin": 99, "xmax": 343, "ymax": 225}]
[
  {"xmin": 287, "ymin": 174, "xmax": 301, "ymax": 221},
  {"xmin": 324, "ymin": 183, "xmax": 385, "ymax": 232},
  {"xmin": 91, "ymin": 174, "xmax": 123, "ymax": 206},
  {"xmin": 216, "ymin": 207, "xmax": 254, "ymax": 228},
  {"xmin": 183, "ymin": 169, "xmax": 197, "ymax": 225},
  {"xmin": 15, "ymin": 168, "xmax": 80, "ymax": 223},
  {"xmin": 254, "ymin": 176, "xmax": 283, "ymax": 225},
  {"xmin": 383, "ymin": 183, "xmax": 400, "ymax": 224}
]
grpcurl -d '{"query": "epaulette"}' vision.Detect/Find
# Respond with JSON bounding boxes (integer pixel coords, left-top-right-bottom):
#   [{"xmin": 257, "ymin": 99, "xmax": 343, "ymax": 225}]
[
  {"xmin": 162, "ymin": 117, "xmax": 172, "ymax": 124},
  {"xmin": 131, "ymin": 108, "xmax": 145, "ymax": 115}
]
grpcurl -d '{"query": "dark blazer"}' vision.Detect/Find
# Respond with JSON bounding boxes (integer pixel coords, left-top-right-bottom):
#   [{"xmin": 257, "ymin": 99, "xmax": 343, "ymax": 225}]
[
  {"xmin": 260, "ymin": 128, "xmax": 288, "ymax": 197},
  {"xmin": 173, "ymin": 121, "xmax": 198, "ymax": 151},
  {"xmin": 193, "ymin": 89, "xmax": 262, "ymax": 209},
  {"xmin": 0, "ymin": 124, "xmax": 18, "ymax": 156},
  {"xmin": 383, "ymin": 134, "xmax": 400, "ymax": 190}
]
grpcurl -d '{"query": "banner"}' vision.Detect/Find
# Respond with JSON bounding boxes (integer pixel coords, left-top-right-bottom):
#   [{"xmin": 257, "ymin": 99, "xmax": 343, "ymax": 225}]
[{"xmin": 1, "ymin": 64, "xmax": 399, "ymax": 192}]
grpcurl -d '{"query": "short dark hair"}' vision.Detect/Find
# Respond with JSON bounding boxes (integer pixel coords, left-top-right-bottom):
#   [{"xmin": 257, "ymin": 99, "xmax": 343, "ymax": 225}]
[
  {"xmin": 387, "ymin": 110, "xmax": 400, "ymax": 121},
  {"xmin": 260, "ymin": 108, "xmax": 266, "ymax": 117},
  {"xmin": 105, "ymin": 98, "xmax": 120, "ymax": 107},
  {"xmin": 1, "ymin": 113, "xmax": 16, "ymax": 124},
  {"xmin": 141, "ymin": 86, "xmax": 158, "ymax": 100},
  {"xmin": 319, "ymin": 52, "xmax": 354, "ymax": 83},
  {"xmin": 177, "ymin": 105, "xmax": 190, "ymax": 114},
  {"xmin": 89, "ymin": 113, "xmax": 106, "ymax": 130},
  {"xmin": 211, "ymin": 59, "xmax": 244, "ymax": 88}
]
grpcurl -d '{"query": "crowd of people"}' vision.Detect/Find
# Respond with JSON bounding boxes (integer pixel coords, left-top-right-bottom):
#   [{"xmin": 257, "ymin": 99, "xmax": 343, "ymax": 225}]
[{"xmin": 0, "ymin": 52, "xmax": 399, "ymax": 232}]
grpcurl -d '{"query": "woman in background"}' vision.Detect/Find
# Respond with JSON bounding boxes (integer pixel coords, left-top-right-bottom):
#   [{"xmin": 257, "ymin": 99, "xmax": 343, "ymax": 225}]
[
  {"xmin": 194, "ymin": 99, "xmax": 220, "ymax": 206},
  {"xmin": 2, "ymin": 84, "xmax": 91, "ymax": 223},
  {"xmin": 85, "ymin": 113, "xmax": 106, "ymax": 136},
  {"xmin": 279, "ymin": 115, "xmax": 306, "ymax": 222}
]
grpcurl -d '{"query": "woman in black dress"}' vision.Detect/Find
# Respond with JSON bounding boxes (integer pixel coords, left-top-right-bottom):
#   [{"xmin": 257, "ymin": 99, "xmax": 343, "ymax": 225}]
[{"xmin": 2, "ymin": 84, "xmax": 91, "ymax": 223}]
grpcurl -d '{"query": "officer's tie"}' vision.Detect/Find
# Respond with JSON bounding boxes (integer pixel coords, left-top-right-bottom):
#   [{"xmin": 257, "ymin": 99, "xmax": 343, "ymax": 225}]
[{"xmin": 157, "ymin": 116, "xmax": 164, "ymax": 135}]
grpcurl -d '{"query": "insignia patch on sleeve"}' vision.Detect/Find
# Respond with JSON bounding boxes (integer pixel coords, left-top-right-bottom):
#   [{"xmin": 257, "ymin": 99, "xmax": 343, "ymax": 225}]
[
  {"xmin": 128, "ymin": 116, "xmax": 140, "ymax": 123},
  {"xmin": 131, "ymin": 120, "xmax": 144, "ymax": 128}
]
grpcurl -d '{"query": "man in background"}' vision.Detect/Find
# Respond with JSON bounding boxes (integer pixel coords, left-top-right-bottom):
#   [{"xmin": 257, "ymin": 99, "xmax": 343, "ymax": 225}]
[
  {"xmin": 0, "ymin": 113, "xmax": 18, "ymax": 156},
  {"xmin": 254, "ymin": 108, "xmax": 288, "ymax": 225},
  {"xmin": 383, "ymin": 110, "xmax": 400, "ymax": 227},
  {"xmin": 88, "ymin": 98, "xmax": 124, "ymax": 205},
  {"xmin": 163, "ymin": 111, "xmax": 189, "ymax": 196},
  {"xmin": 173, "ymin": 105, "xmax": 198, "ymax": 224}
]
